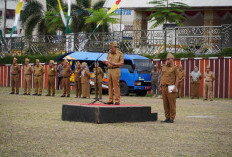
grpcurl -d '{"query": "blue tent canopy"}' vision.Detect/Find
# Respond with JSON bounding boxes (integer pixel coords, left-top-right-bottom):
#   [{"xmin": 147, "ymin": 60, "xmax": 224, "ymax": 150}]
[{"xmin": 56, "ymin": 51, "xmax": 149, "ymax": 62}]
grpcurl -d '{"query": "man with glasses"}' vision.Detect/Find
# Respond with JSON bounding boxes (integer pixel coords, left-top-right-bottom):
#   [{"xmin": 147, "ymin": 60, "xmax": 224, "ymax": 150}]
[{"xmin": 159, "ymin": 53, "xmax": 179, "ymax": 123}]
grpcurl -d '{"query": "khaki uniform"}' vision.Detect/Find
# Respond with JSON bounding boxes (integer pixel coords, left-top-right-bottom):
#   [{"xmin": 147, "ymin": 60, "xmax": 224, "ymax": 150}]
[
  {"xmin": 81, "ymin": 69, "xmax": 90, "ymax": 97},
  {"xmin": 33, "ymin": 65, "xmax": 44, "ymax": 94},
  {"xmin": 204, "ymin": 71, "xmax": 215, "ymax": 100},
  {"xmin": 107, "ymin": 50, "xmax": 124, "ymax": 103},
  {"xmin": 11, "ymin": 63, "xmax": 21, "ymax": 93},
  {"xmin": 190, "ymin": 72, "xmax": 202, "ymax": 98},
  {"xmin": 74, "ymin": 65, "xmax": 82, "ymax": 97},
  {"xmin": 177, "ymin": 70, "xmax": 185, "ymax": 98},
  {"xmin": 151, "ymin": 69, "xmax": 161, "ymax": 95},
  {"xmin": 62, "ymin": 65, "xmax": 71, "ymax": 96},
  {"xmin": 160, "ymin": 64, "xmax": 178, "ymax": 120},
  {"xmin": 47, "ymin": 66, "xmax": 57, "ymax": 95},
  {"xmin": 94, "ymin": 67, "xmax": 104, "ymax": 99},
  {"xmin": 24, "ymin": 65, "xmax": 33, "ymax": 94}
]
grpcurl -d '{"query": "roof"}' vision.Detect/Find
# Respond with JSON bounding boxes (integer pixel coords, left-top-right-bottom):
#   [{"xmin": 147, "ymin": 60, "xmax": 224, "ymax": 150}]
[
  {"xmin": 103, "ymin": 0, "xmax": 232, "ymax": 9},
  {"xmin": 57, "ymin": 51, "xmax": 149, "ymax": 61}
]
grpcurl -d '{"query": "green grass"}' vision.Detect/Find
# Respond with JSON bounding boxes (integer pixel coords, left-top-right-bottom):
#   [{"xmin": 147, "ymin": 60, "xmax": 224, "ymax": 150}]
[{"xmin": 0, "ymin": 87, "xmax": 232, "ymax": 156}]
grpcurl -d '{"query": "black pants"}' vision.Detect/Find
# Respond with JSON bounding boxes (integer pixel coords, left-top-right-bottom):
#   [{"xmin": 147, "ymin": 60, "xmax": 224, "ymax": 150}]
[{"xmin": 57, "ymin": 77, "xmax": 63, "ymax": 90}]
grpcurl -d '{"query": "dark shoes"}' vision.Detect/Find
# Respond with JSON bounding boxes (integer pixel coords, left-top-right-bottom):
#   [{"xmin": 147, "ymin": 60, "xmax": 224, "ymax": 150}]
[
  {"xmin": 161, "ymin": 118, "xmax": 174, "ymax": 123},
  {"xmin": 46, "ymin": 94, "xmax": 51, "ymax": 96},
  {"xmin": 33, "ymin": 93, "xmax": 38, "ymax": 95},
  {"xmin": 105, "ymin": 102, "xmax": 114, "ymax": 105},
  {"xmin": 210, "ymin": 99, "xmax": 213, "ymax": 101},
  {"xmin": 10, "ymin": 92, "xmax": 14, "ymax": 94},
  {"xmin": 61, "ymin": 95, "xmax": 65, "ymax": 97},
  {"xmin": 67, "ymin": 95, "xmax": 70, "ymax": 97},
  {"xmin": 114, "ymin": 102, "xmax": 120, "ymax": 105},
  {"xmin": 52, "ymin": 94, "xmax": 55, "ymax": 97},
  {"xmin": 23, "ymin": 93, "xmax": 27, "ymax": 95},
  {"xmin": 37, "ymin": 94, "xmax": 41, "ymax": 96}
]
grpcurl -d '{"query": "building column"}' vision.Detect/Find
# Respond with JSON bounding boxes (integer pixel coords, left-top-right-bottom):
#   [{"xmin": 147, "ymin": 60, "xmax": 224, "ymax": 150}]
[{"xmin": 203, "ymin": 8, "xmax": 220, "ymax": 53}]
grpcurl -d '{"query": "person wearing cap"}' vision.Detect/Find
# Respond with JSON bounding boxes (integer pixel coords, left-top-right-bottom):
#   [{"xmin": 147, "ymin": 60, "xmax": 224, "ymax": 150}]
[
  {"xmin": 23, "ymin": 58, "xmax": 33, "ymax": 95},
  {"xmin": 74, "ymin": 61, "xmax": 82, "ymax": 98},
  {"xmin": 204, "ymin": 65, "xmax": 215, "ymax": 101},
  {"xmin": 46, "ymin": 60, "xmax": 57, "ymax": 96},
  {"xmin": 33, "ymin": 59, "xmax": 44, "ymax": 96},
  {"xmin": 159, "ymin": 53, "xmax": 178, "ymax": 123},
  {"xmin": 61, "ymin": 59, "xmax": 71, "ymax": 97},
  {"xmin": 80, "ymin": 62, "xmax": 90, "ymax": 98},
  {"xmin": 10, "ymin": 57, "xmax": 21, "ymax": 94},
  {"xmin": 103, "ymin": 42, "xmax": 124, "ymax": 105},
  {"xmin": 93, "ymin": 62, "xmax": 104, "ymax": 99},
  {"xmin": 177, "ymin": 64, "xmax": 185, "ymax": 98},
  {"xmin": 190, "ymin": 66, "xmax": 202, "ymax": 99},
  {"xmin": 151, "ymin": 63, "xmax": 161, "ymax": 97}
]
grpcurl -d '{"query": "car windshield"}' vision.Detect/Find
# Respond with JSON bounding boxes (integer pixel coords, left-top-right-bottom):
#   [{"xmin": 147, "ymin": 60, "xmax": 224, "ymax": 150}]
[{"xmin": 134, "ymin": 59, "xmax": 153, "ymax": 74}]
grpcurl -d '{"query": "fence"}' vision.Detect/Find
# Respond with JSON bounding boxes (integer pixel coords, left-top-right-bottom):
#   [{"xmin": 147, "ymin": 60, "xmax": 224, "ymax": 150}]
[
  {"xmin": 1, "ymin": 24, "xmax": 232, "ymax": 56},
  {"xmin": 0, "ymin": 56, "xmax": 232, "ymax": 98}
]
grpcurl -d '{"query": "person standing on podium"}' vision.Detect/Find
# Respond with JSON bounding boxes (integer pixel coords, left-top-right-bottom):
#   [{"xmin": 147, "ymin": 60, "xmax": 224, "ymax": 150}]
[
  {"xmin": 93, "ymin": 62, "xmax": 104, "ymax": 99},
  {"xmin": 103, "ymin": 42, "xmax": 124, "ymax": 105},
  {"xmin": 159, "ymin": 53, "xmax": 179, "ymax": 123},
  {"xmin": 80, "ymin": 62, "xmax": 90, "ymax": 99}
]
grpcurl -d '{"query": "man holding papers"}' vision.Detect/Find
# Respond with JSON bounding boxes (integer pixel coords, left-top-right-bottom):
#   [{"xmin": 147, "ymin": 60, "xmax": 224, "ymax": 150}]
[{"xmin": 159, "ymin": 53, "xmax": 179, "ymax": 123}]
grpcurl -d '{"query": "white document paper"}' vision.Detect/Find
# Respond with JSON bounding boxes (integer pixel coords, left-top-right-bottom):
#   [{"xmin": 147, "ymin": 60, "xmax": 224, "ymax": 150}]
[{"xmin": 168, "ymin": 85, "xmax": 177, "ymax": 93}]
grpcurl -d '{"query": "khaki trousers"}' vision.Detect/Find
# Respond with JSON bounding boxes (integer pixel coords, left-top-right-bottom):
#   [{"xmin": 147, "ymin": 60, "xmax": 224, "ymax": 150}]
[
  {"xmin": 62, "ymin": 77, "xmax": 70, "ymax": 96},
  {"xmin": 204, "ymin": 81, "xmax": 213, "ymax": 99},
  {"xmin": 11, "ymin": 74, "xmax": 19, "ymax": 93},
  {"xmin": 48, "ymin": 76, "xmax": 55, "ymax": 95},
  {"xmin": 162, "ymin": 86, "xmax": 176, "ymax": 120},
  {"xmin": 191, "ymin": 82, "xmax": 200, "ymax": 98},
  {"xmin": 108, "ymin": 68, "xmax": 121, "ymax": 103},
  {"xmin": 34, "ymin": 76, "xmax": 43, "ymax": 94},
  {"xmin": 75, "ymin": 78, "xmax": 81, "ymax": 97},
  {"xmin": 177, "ymin": 81, "xmax": 184, "ymax": 98},
  {"xmin": 81, "ymin": 82, "xmax": 90, "ymax": 97},
  {"xmin": 94, "ymin": 81, "xmax": 102, "ymax": 99},
  {"xmin": 24, "ymin": 75, "xmax": 32, "ymax": 94}
]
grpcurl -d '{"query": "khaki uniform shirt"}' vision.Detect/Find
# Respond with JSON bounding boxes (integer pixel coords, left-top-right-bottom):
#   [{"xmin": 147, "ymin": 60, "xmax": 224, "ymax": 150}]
[
  {"xmin": 74, "ymin": 66, "xmax": 81, "ymax": 81},
  {"xmin": 160, "ymin": 64, "xmax": 178, "ymax": 85},
  {"xmin": 107, "ymin": 50, "xmax": 124, "ymax": 68},
  {"xmin": 81, "ymin": 70, "xmax": 90, "ymax": 83},
  {"xmin": 178, "ymin": 70, "xmax": 185, "ymax": 81},
  {"xmin": 11, "ymin": 63, "xmax": 21, "ymax": 75},
  {"xmin": 24, "ymin": 65, "xmax": 33, "ymax": 75},
  {"xmin": 151, "ymin": 70, "xmax": 161, "ymax": 82},
  {"xmin": 48, "ymin": 66, "xmax": 57, "ymax": 76},
  {"xmin": 34, "ymin": 65, "xmax": 44, "ymax": 76},
  {"xmin": 62, "ymin": 65, "xmax": 71, "ymax": 77},
  {"xmin": 204, "ymin": 71, "xmax": 215, "ymax": 82},
  {"xmin": 94, "ymin": 67, "xmax": 104, "ymax": 83}
]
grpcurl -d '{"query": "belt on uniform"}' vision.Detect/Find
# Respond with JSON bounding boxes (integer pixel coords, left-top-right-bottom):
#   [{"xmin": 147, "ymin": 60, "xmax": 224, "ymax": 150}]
[
  {"xmin": 24, "ymin": 74, "xmax": 32, "ymax": 75},
  {"xmin": 48, "ymin": 75, "xmax": 56, "ymax": 77},
  {"xmin": 108, "ymin": 67, "xmax": 120, "ymax": 69},
  {"xmin": 35, "ymin": 75, "xmax": 42, "ymax": 77},
  {"xmin": 161, "ymin": 84, "xmax": 169, "ymax": 87},
  {"xmin": 11, "ymin": 74, "xmax": 18, "ymax": 75}
]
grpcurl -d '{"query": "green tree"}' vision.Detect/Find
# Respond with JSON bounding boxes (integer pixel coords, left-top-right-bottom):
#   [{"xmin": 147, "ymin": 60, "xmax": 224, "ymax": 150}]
[{"xmin": 147, "ymin": 0, "xmax": 189, "ymax": 28}]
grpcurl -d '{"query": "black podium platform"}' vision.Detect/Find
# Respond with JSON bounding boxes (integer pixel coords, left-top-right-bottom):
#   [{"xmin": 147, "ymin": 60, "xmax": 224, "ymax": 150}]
[{"xmin": 62, "ymin": 103, "xmax": 157, "ymax": 124}]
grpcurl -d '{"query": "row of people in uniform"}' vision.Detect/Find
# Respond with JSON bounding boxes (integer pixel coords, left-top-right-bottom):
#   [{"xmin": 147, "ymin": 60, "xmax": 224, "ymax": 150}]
[
  {"xmin": 151, "ymin": 60, "xmax": 215, "ymax": 101},
  {"xmin": 10, "ymin": 57, "xmax": 105, "ymax": 99}
]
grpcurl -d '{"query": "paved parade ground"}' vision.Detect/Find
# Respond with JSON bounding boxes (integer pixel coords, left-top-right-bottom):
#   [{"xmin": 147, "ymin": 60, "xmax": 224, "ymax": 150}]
[{"xmin": 0, "ymin": 87, "xmax": 232, "ymax": 157}]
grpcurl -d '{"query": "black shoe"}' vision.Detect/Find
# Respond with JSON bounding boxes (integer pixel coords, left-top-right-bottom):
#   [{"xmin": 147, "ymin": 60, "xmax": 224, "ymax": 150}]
[
  {"xmin": 105, "ymin": 102, "xmax": 114, "ymax": 105},
  {"xmin": 67, "ymin": 95, "xmax": 70, "ymax": 97},
  {"xmin": 10, "ymin": 92, "xmax": 14, "ymax": 94},
  {"xmin": 37, "ymin": 94, "xmax": 41, "ymax": 96},
  {"xmin": 210, "ymin": 99, "xmax": 213, "ymax": 101},
  {"xmin": 161, "ymin": 118, "xmax": 170, "ymax": 123},
  {"xmin": 27, "ymin": 93, "xmax": 31, "ymax": 95},
  {"xmin": 114, "ymin": 102, "xmax": 120, "ymax": 105},
  {"xmin": 33, "ymin": 93, "xmax": 38, "ymax": 95},
  {"xmin": 166, "ymin": 119, "xmax": 174, "ymax": 123},
  {"xmin": 61, "ymin": 95, "xmax": 65, "ymax": 97},
  {"xmin": 203, "ymin": 99, "xmax": 207, "ymax": 101},
  {"xmin": 16, "ymin": 93, "xmax": 19, "ymax": 95},
  {"xmin": 46, "ymin": 94, "xmax": 51, "ymax": 96},
  {"xmin": 52, "ymin": 94, "xmax": 55, "ymax": 97}
]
